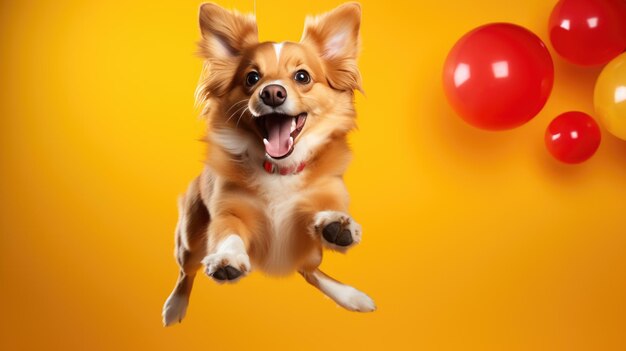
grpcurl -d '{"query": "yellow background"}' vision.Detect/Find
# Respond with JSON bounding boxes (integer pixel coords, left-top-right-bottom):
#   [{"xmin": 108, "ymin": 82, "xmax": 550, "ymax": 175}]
[{"xmin": 2, "ymin": 0, "xmax": 625, "ymax": 349}]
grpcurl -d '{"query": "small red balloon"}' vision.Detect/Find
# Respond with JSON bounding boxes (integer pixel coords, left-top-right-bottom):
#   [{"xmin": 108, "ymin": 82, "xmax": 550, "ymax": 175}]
[
  {"xmin": 545, "ymin": 111, "xmax": 601, "ymax": 164},
  {"xmin": 549, "ymin": 0, "xmax": 626, "ymax": 66},
  {"xmin": 443, "ymin": 23, "xmax": 554, "ymax": 131}
]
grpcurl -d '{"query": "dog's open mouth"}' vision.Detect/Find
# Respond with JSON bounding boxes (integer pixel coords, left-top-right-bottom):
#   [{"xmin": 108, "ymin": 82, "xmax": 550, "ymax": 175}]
[{"xmin": 255, "ymin": 113, "xmax": 307, "ymax": 159}]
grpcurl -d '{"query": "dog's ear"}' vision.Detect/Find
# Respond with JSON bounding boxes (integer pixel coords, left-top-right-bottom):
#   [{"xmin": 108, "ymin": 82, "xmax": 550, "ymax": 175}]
[
  {"xmin": 198, "ymin": 3, "xmax": 258, "ymax": 60},
  {"xmin": 301, "ymin": 3, "xmax": 362, "ymax": 92}
]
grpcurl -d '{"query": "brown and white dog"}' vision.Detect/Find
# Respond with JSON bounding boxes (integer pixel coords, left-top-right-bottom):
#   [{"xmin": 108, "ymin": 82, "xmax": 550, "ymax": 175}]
[{"xmin": 162, "ymin": 2, "xmax": 374, "ymax": 326}]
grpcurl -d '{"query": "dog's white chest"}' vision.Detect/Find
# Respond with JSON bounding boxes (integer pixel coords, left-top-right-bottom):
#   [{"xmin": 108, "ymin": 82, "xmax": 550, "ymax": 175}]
[{"xmin": 258, "ymin": 173, "xmax": 303, "ymax": 274}]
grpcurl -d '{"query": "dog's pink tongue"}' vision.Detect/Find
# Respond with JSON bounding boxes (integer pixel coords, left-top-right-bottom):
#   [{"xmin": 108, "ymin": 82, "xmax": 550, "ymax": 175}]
[{"xmin": 264, "ymin": 115, "xmax": 293, "ymax": 158}]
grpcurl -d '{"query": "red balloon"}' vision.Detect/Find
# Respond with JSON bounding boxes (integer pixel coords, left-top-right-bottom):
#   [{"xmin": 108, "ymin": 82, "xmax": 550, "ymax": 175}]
[
  {"xmin": 545, "ymin": 111, "xmax": 601, "ymax": 164},
  {"xmin": 549, "ymin": 0, "xmax": 626, "ymax": 66},
  {"xmin": 443, "ymin": 23, "xmax": 554, "ymax": 131}
]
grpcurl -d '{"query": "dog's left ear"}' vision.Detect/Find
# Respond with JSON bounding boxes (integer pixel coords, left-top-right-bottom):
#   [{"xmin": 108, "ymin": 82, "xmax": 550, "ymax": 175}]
[
  {"xmin": 301, "ymin": 3, "xmax": 362, "ymax": 93},
  {"xmin": 198, "ymin": 3, "xmax": 258, "ymax": 60},
  {"xmin": 196, "ymin": 3, "xmax": 258, "ymax": 99}
]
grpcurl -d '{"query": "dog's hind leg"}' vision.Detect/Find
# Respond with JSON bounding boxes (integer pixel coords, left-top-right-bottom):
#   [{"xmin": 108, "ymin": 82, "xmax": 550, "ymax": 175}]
[
  {"xmin": 299, "ymin": 268, "xmax": 376, "ymax": 312},
  {"xmin": 162, "ymin": 177, "xmax": 210, "ymax": 326}
]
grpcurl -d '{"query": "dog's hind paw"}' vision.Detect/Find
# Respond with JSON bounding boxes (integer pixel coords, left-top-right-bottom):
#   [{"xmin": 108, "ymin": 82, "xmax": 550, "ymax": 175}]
[
  {"xmin": 338, "ymin": 287, "xmax": 376, "ymax": 312},
  {"xmin": 313, "ymin": 211, "xmax": 362, "ymax": 252},
  {"xmin": 162, "ymin": 292, "xmax": 189, "ymax": 326}
]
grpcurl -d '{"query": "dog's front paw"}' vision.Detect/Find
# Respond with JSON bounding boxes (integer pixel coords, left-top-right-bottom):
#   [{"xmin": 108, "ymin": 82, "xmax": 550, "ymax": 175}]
[
  {"xmin": 313, "ymin": 211, "xmax": 362, "ymax": 252},
  {"xmin": 202, "ymin": 252, "xmax": 250, "ymax": 283}
]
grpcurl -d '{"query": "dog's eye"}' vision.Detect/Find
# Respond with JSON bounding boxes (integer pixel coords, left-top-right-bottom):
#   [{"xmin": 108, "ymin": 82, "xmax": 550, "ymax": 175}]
[
  {"xmin": 245, "ymin": 71, "xmax": 260, "ymax": 86},
  {"xmin": 294, "ymin": 70, "xmax": 311, "ymax": 84}
]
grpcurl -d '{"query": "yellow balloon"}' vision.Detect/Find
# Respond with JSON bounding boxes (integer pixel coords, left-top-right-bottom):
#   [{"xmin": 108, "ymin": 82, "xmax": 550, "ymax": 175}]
[{"xmin": 594, "ymin": 53, "xmax": 626, "ymax": 141}]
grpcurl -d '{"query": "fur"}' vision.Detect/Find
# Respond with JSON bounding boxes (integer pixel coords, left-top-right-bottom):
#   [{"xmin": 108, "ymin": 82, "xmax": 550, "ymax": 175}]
[{"xmin": 163, "ymin": 2, "xmax": 375, "ymax": 326}]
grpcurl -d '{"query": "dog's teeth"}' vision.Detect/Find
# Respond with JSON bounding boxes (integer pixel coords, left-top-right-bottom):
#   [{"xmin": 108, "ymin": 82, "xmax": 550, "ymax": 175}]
[
  {"xmin": 291, "ymin": 118, "xmax": 296, "ymax": 133},
  {"xmin": 263, "ymin": 138, "xmax": 269, "ymax": 146},
  {"xmin": 288, "ymin": 136, "xmax": 294, "ymax": 148}
]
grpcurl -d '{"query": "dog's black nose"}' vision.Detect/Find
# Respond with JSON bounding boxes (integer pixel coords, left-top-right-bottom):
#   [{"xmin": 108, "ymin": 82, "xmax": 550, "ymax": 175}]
[{"xmin": 260, "ymin": 84, "xmax": 287, "ymax": 107}]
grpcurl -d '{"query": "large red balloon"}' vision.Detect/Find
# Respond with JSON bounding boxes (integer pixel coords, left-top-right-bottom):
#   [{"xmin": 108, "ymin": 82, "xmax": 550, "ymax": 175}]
[
  {"xmin": 549, "ymin": 0, "xmax": 626, "ymax": 66},
  {"xmin": 545, "ymin": 111, "xmax": 601, "ymax": 164},
  {"xmin": 443, "ymin": 23, "xmax": 554, "ymax": 131}
]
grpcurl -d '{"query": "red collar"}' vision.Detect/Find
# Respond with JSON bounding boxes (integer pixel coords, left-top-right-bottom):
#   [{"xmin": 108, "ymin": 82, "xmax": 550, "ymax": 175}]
[{"xmin": 263, "ymin": 160, "xmax": 306, "ymax": 175}]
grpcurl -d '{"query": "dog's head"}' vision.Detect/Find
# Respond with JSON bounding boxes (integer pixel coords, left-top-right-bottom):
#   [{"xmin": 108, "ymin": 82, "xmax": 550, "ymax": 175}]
[{"xmin": 196, "ymin": 2, "xmax": 361, "ymax": 164}]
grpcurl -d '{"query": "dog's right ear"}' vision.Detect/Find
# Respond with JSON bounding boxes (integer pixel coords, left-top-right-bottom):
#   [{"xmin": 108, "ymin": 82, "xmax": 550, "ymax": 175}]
[
  {"xmin": 198, "ymin": 3, "xmax": 258, "ymax": 60},
  {"xmin": 300, "ymin": 3, "xmax": 362, "ymax": 92}
]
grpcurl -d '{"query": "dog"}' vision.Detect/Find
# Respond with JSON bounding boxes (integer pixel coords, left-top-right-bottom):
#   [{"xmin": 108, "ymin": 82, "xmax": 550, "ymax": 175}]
[{"xmin": 162, "ymin": 2, "xmax": 374, "ymax": 326}]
